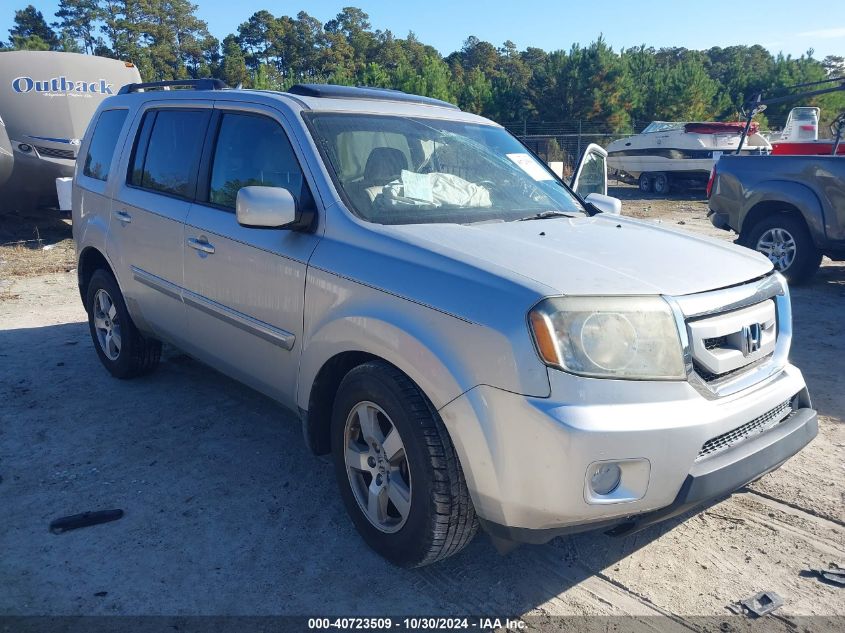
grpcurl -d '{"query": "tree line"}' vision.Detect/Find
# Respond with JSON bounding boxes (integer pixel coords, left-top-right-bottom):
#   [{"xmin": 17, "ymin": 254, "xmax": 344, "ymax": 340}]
[{"xmin": 4, "ymin": 1, "xmax": 844, "ymax": 131}]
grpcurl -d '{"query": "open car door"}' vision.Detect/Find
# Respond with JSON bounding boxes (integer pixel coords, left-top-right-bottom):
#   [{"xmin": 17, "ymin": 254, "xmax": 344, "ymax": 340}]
[{"xmin": 570, "ymin": 143, "xmax": 608, "ymax": 197}]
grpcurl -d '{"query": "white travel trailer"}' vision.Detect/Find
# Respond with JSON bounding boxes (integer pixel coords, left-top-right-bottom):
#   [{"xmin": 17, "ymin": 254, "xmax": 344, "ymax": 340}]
[{"xmin": 0, "ymin": 51, "xmax": 141, "ymax": 213}]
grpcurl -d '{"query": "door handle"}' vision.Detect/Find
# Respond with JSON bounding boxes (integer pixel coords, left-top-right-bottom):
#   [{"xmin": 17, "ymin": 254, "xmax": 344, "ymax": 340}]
[
  {"xmin": 187, "ymin": 237, "xmax": 215, "ymax": 254},
  {"xmin": 113, "ymin": 210, "xmax": 132, "ymax": 224}
]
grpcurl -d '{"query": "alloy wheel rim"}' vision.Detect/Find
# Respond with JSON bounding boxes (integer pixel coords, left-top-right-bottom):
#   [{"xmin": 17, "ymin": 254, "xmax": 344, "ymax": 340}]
[
  {"xmin": 756, "ymin": 228, "xmax": 796, "ymax": 271},
  {"xmin": 343, "ymin": 401, "xmax": 412, "ymax": 533},
  {"xmin": 93, "ymin": 289, "xmax": 121, "ymax": 361}
]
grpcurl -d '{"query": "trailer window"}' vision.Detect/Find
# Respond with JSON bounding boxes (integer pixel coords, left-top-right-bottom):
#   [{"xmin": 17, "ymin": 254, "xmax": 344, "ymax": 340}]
[{"xmin": 83, "ymin": 109, "xmax": 128, "ymax": 181}]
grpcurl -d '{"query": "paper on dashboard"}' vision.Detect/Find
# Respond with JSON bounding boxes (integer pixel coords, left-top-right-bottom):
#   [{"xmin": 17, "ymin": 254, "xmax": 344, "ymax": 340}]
[
  {"xmin": 506, "ymin": 153, "xmax": 554, "ymax": 181},
  {"xmin": 401, "ymin": 170, "xmax": 434, "ymax": 202}
]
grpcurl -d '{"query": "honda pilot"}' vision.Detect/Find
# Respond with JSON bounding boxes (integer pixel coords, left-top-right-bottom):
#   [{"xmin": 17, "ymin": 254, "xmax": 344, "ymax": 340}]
[{"xmin": 72, "ymin": 81, "xmax": 817, "ymax": 567}]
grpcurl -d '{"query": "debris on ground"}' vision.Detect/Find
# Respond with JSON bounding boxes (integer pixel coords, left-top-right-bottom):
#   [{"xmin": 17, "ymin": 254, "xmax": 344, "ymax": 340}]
[
  {"xmin": 805, "ymin": 564, "xmax": 845, "ymax": 587},
  {"xmin": 728, "ymin": 591, "xmax": 784, "ymax": 617},
  {"xmin": 49, "ymin": 509, "xmax": 124, "ymax": 534}
]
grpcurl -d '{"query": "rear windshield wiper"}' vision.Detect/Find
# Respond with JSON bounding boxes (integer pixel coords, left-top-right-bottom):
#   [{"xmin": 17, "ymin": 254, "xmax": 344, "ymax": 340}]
[{"xmin": 517, "ymin": 210, "xmax": 577, "ymax": 221}]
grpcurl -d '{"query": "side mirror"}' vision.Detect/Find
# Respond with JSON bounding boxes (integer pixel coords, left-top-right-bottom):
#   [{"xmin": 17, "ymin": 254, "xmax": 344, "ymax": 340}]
[
  {"xmin": 236, "ymin": 186, "xmax": 298, "ymax": 228},
  {"xmin": 585, "ymin": 192, "xmax": 622, "ymax": 215}
]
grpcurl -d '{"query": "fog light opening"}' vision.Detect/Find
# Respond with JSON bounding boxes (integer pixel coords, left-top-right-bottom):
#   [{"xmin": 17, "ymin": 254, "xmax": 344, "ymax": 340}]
[{"xmin": 590, "ymin": 463, "xmax": 622, "ymax": 496}]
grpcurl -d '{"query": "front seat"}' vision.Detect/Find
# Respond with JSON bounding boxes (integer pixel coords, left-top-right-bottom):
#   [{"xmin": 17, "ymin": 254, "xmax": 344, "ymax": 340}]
[
  {"xmin": 363, "ymin": 147, "xmax": 408, "ymax": 187},
  {"xmin": 347, "ymin": 147, "xmax": 409, "ymax": 213}
]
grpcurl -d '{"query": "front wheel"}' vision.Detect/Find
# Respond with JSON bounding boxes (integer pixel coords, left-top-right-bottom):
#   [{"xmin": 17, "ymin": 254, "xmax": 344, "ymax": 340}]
[
  {"xmin": 331, "ymin": 361, "xmax": 478, "ymax": 567},
  {"xmin": 85, "ymin": 269, "xmax": 161, "ymax": 378},
  {"xmin": 743, "ymin": 214, "xmax": 821, "ymax": 284}
]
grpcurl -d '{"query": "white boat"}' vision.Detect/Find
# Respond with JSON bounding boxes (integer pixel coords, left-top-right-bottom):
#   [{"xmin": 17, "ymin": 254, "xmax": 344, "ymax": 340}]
[
  {"xmin": 607, "ymin": 120, "xmax": 771, "ymax": 193},
  {"xmin": 0, "ymin": 50, "xmax": 141, "ymax": 213},
  {"xmin": 769, "ymin": 107, "xmax": 845, "ymax": 156}
]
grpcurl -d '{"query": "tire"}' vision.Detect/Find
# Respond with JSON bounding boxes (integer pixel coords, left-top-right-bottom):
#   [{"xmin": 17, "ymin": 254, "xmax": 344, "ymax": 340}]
[
  {"xmin": 85, "ymin": 269, "xmax": 161, "ymax": 378},
  {"xmin": 331, "ymin": 360, "xmax": 478, "ymax": 567},
  {"xmin": 652, "ymin": 172, "xmax": 670, "ymax": 195},
  {"xmin": 638, "ymin": 173, "xmax": 652, "ymax": 193},
  {"xmin": 743, "ymin": 214, "xmax": 822, "ymax": 284}
]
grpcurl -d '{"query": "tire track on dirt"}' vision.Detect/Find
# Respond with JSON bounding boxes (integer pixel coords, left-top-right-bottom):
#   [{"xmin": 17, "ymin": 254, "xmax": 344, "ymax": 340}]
[
  {"xmin": 731, "ymin": 493, "xmax": 845, "ymax": 558},
  {"xmin": 526, "ymin": 547, "xmax": 702, "ymax": 628},
  {"xmin": 743, "ymin": 488, "xmax": 845, "ymax": 529}
]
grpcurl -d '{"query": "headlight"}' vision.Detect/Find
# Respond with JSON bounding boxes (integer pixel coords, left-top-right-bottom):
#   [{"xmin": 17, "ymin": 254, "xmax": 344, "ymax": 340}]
[{"xmin": 529, "ymin": 296, "xmax": 685, "ymax": 380}]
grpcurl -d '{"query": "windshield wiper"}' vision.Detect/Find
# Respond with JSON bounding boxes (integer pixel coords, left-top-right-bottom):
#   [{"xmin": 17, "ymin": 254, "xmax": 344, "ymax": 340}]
[{"xmin": 516, "ymin": 210, "xmax": 576, "ymax": 221}]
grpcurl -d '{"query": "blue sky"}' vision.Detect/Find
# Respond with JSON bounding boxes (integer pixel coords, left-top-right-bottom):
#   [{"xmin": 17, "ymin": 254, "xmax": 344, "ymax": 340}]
[{"xmin": 6, "ymin": 0, "xmax": 845, "ymax": 59}]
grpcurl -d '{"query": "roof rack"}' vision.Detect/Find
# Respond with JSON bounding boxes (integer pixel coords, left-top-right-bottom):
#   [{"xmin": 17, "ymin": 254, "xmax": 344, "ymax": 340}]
[
  {"xmin": 118, "ymin": 79, "xmax": 228, "ymax": 95},
  {"xmin": 286, "ymin": 84, "xmax": 459, "ymax": 109}
]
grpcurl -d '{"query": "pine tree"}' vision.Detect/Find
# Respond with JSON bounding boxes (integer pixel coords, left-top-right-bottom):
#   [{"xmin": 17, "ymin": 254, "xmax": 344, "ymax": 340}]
[
  {"xmin": 9, "ymin": 5, "xmax": 59, "ymax": 50},
  {"xmin": 2, "ymin": 1, "xmax": 833, "ymax": 132},
  {"xmin": 54, "ymin": 0, "xmax": 103, "ymax": 54}
]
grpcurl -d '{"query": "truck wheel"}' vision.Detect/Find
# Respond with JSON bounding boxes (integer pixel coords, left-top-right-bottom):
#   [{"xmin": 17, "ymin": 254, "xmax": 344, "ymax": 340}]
[
  {"xmin": 638, "ymin": 173, "xmax": 652, "ymax": 193},
  {"xmin": 745, "ymin": 215, "xmax": 822, "ymax": 284},
  {"xmin": 331, "ymin": 360, "xmax": 478, "ymax": 567},
  {"xmin": 85, "ymin": 269, "xmax": 161, "ymax": 378},
  {"xmin": 652, "ymin": 173, "xmax": 670, "ymax": 195}
]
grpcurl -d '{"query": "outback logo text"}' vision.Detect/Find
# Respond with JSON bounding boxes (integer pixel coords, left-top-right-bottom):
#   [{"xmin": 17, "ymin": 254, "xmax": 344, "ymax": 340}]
[{"xmin": 11, "ymin": 76, "xmax": 114, "ymax": 95}]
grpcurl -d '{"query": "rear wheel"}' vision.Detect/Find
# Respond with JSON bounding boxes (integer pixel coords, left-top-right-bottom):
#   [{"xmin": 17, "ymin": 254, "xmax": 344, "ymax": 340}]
[
  {"xmin": 331, "ymin": 360, "xmax": 477, "ymax": 567},
  {"xmin": 638, "ymin": 173, "xmax": 652, "ymax": 193},
  {"xmin": 652, "ymin": 172, "xmax": 670, "ymax": 195},
  {"xmin": 85, "ymin": 269, "xmax": 161, "ymax": 378},
  {"xmin": 743, "ymin": 214, "xmax": 821, "ymax": 284}
]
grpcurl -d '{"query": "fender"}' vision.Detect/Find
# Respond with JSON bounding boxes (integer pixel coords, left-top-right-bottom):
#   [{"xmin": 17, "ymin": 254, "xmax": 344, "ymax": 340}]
[
  {"xmin": 297, "ymin": 263, "xmax": 551, "ymax": 416},
  {"xmin": 741, "ymin": 179, "xmax": 826, "ymax": 247},
  {"xmin": 75, "ymin": 205, "xmax": 112, "ymax": 298},
  {"xmin": 297, "ymin": 290, "xmax": 526, "ymax": 415}
]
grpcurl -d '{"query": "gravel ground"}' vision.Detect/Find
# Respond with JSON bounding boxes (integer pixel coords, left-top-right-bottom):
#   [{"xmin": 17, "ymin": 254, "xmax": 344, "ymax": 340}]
[{"xmin": 1, "ymin": 187, "xmax": 843, "ymax": 625}]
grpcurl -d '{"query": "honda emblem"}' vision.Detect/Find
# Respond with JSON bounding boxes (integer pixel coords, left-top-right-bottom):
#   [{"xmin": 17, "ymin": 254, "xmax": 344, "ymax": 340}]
[{"xmin": 741, "ymin": 323, "xmax": 763, "ymax": 357}]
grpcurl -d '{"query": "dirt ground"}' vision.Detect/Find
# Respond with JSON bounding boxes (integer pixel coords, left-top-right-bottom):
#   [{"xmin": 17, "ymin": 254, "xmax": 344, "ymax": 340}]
[{"xmin": 1, "ymin": 186, "xmax": 843, "ymax": 625}]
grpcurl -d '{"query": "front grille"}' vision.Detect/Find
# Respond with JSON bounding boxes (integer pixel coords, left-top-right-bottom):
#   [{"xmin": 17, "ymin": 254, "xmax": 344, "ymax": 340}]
[
  {"xmin": 35, "ymin": 145, "xmax": 75, "ymax": 160},
  {"xmin": 694, "ymin": 352, "xmax": 773, "ymax": 382},
  {"xmin": 686, "ymin": 299, "xmax": 777, "ymax": 384},
  {"xmin": 704, "ymin": 335, "xmax": 728, "ymax": 350},
  {"xmin": 696, "ymin": 399, "xmax": 792, "ymax": 460}
]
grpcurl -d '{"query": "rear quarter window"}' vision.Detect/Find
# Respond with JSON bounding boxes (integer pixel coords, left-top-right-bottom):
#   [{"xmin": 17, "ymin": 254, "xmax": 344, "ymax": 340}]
[{"xmin": 82, "ymin": 109, "xmax": 128, "ymax": 181}]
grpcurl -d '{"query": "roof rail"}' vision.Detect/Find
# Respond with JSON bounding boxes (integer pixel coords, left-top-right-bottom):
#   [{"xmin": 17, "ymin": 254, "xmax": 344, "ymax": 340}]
[
  {"xmin": 118, "ymin": 78, "xmax": 228, "ymax": 95},
  {"xmin": 286, "ymin": 83, "xmax": 459, "ymax": 109}
]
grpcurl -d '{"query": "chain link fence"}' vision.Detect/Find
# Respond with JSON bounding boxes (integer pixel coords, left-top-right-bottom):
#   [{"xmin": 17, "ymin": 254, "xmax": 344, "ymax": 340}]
[{"xmin": 502, "ymin": 117, "xmax": 794, "ymax": 177}]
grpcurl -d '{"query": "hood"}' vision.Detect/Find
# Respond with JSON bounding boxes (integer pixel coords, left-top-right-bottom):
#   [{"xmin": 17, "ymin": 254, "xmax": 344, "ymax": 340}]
[{"xmin": 385, "ymin": 214, "xmax": 773, "ymax": 297}]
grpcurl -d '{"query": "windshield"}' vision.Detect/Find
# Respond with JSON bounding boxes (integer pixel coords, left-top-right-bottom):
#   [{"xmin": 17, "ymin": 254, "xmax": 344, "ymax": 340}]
[
  {"xmin": 642, "ymin": 121, "xmax": 684, "ymax": 133},
  {"xmin": 305, "ymin": 113, "xmax": 585, "ymax": 224}
]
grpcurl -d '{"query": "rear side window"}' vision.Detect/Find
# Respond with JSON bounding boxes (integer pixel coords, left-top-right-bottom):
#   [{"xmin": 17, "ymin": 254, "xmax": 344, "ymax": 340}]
[
  {"xmin": 129, "ymin": 109, "xmax": 210, "ymax": 199},
  {"xmin": 208, "ymin": 112, "xmax": 314, "ymax": 210},
  {"xmin": 83, "ymin": 109, "xmax": 128, "ymax": 181}
]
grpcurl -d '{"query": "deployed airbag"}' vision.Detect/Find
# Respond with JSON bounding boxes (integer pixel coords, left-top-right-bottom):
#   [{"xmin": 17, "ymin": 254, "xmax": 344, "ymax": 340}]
[{"xmin": 373, "ymin": 170, "xmax": 492, "ymax": 208}]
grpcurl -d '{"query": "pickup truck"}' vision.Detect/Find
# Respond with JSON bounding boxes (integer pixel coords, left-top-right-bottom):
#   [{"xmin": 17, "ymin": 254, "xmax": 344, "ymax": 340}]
[{"xmin": 708, "ymin": 154, "xmax": 845, "ymax": 282}]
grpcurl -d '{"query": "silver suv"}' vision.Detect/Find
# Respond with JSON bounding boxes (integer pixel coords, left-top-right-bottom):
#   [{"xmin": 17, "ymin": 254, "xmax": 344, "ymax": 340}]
[{"xmin": 72, "ymin": 80, "xmax": 817, "ymax": 567}]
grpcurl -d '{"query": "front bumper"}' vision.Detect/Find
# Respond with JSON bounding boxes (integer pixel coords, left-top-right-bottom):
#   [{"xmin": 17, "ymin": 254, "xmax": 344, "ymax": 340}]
[
  {"xmin": 438, "ymin": 364, "xmax": 815, "ymax": 543},
  {"xmin": 2, "ymin": 144, "xmax": 74, "ymax": 208}
]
